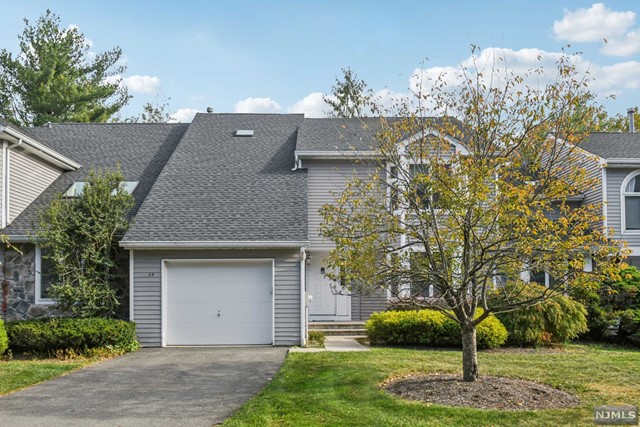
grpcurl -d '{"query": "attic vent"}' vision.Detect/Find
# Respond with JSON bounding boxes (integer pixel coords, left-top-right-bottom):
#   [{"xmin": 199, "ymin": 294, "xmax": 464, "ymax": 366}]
[{"xmin": 235, "ymin": 129, "xmax": 254, "ymax": 137}]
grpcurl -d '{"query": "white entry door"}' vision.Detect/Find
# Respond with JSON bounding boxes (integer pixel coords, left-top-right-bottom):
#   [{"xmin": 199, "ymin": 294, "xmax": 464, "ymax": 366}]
[
  {"xmin": 308, "ymin": 254, "xmax": 350, "ymax": 321},
  {"xmin": 164, "ymin": 259, "xmax": 273, "ymax": 346}
]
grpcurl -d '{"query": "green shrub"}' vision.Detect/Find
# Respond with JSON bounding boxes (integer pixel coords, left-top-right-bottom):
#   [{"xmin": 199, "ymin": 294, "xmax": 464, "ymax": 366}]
[
  {"xmin": 365, "ymin": 309, "xmax": 507, "ymax": 349},
  {"xmin": 0, "ymin": 319, "xmax": 8, "ymax": 355},
  {"xmin": 496, "ymin": 284, "xmax": 588, "ymax": 346},
  {"xmin": 6, "ymin": 317, "xmax": 139, "ymax": 355},
  {"xmin": 307, "ymin": 331, "xmax": 326, "ymax": 348},
  {"xmin": 618, "ymin": 309, "xmax": 640, "ymax": 346}
]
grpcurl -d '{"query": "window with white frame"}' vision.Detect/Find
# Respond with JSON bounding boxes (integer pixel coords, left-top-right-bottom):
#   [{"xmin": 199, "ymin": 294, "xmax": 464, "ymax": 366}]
[
  {"xmin": 35, "ymin": 245, "xmax": 55, "ymax": 304},
  {"xmin": 622, "ymin": 172, "xmax": 640, "ymax": 231},
  {"xmin": 387, "ymin": 163, "xmax": 450, "ymax": 212}
]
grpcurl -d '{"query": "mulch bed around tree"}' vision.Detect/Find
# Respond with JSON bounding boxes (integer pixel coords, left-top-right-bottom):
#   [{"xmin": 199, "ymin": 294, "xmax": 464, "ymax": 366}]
[{"xmin": 382, "ymin": 374, "xmax": 580, "ymax": 410}]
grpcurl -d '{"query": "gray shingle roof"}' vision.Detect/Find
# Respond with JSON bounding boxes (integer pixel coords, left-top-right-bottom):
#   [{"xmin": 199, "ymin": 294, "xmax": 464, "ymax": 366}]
[
  {"xmin": 297, "ymin": 118, "xmax": 386, "ymax": 152},
  {"xmin": 579, "ymin": 132, "xmax": 640, "ymax": 159},
  {"xmin": 4, "ymin": 123, "xmax": 188, "ymax": 236},
  {"xmin": 297, "ymin": 117, "xmax": 468, "ymax": 153},
  {"xmin": 122, "ymin": 113, "xmax": 308, "ymax": 243}
]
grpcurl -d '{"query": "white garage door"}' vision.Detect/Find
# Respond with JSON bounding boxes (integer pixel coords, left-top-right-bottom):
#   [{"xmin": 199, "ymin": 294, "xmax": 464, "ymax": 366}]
[{"xmin": 164, "ymin": 259, "xmax": 273, "ymax": 345}]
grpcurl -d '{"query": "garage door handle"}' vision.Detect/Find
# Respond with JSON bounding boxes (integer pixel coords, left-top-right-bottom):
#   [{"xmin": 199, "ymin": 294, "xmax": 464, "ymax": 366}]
[{"xmin": 217, "ymin": 310, "xmax": 221, "ymax": 317}]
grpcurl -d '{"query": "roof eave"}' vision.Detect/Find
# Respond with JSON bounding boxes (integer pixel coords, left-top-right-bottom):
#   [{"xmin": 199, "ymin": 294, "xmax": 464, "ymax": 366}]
[
  {"xmin": 604, "ymin": 158, "xmax": 640, "ymax": 167},
  {"xmin": 295, "ymin": 150, "xmax": 380, "ymax": 159},
  {"xmin": 0, "ymin": 125, "xmax": 81, "ymax": 171},
  {"xmin": 119, "ymin": 240, "xmax": 310, "ymax": 250}
]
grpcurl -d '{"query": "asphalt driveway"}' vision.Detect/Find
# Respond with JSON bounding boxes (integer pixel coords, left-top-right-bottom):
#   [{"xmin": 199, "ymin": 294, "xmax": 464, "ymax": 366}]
[{"xmin": 0, "ymin": 347, "xmax": 288, "ymax": 427}]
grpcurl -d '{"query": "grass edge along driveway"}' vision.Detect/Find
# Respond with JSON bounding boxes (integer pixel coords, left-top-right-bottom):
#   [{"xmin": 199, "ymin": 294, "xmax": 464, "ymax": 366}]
[
  {"xmin": 0, "ymin": 357, "xmax": 101, "ymax": 396},
  {"xmin": 223, "ymin": 344, "xmax": 640, "ymax": 427}
]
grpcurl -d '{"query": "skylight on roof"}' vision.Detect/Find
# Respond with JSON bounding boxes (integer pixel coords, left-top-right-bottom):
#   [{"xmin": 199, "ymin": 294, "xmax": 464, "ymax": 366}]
[
  {"xmin": 235, "ymin": 129, "xmax": 254, "ymax": 137},
  {"xmin": 64, "ymin": 181, "xmax": 139, "ymax": 197}
]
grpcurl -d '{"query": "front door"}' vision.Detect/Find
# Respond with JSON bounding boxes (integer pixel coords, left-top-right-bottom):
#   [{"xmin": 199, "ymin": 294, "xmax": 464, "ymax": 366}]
[{"xmin": 308, "ymin": 253, "xmax": 350, "ymax": 321}]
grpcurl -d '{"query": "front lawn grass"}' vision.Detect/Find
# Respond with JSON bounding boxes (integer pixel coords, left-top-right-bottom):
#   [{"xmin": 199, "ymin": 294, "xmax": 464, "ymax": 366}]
[
  {"xmin": 0, "ymin": 357, "xmax": 97, "ymax": 395},
  {"xmin": 223, "ymin": 344, "xmax": 640, "ymax": 426}
]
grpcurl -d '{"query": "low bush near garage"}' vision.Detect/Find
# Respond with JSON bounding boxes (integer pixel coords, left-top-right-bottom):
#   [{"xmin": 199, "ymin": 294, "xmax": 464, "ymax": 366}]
[
  {"xmin": 0, "ymin": 319, "xmax": 8, "ymax": 355},
  {"xmin": 5, "ymin": 318, "xmax": 139, "ymax": 356},
  {"xmin": 365, "ymin": 309, "xmax": 507, "ymax": 349}
]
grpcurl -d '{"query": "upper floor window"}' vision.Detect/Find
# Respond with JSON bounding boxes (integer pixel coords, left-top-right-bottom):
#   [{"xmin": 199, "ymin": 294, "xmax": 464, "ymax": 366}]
[{"xmin": 622, "ymin": 172, "xmax": 640, "ymax": 231}]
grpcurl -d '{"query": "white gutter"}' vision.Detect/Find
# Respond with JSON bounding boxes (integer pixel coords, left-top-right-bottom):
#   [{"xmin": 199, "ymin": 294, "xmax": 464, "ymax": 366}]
[
  {"xmin": 0, "ymin": 125, "xmax": 80, "ymax": 171},
  {"xmin": 300, "ymin": 246, "xmax": 307, "ymax": 346},
  {"xmin": 605, "ymin": 158, "xmax": 640, "ymax": 167},
  {"xmin": 119, "ymin": 240, "xmax": 310, "ymax": 250},
  {"xmin": 6, "ymin": 235, "xmax": 37, "ymax": 243},
  {"xmin": 295, "ymin": 150, "xmax": 379, "ymax": 159}
]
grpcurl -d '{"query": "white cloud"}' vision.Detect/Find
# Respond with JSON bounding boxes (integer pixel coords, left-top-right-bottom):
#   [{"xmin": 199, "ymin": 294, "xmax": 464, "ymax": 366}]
[
  {"xmin": 553, "ymin": 3, "xmax": 635, "ymax": 42},
  {"xmin": 409, "ymin": 47, "xmax": 640, "ymax": 111},
  {"xmin": 121, "ymin": 75, "xmax": 162, "ymax": 95},
  {"xmin": 287, "ymin": 92, "xmax": 331, "ymax": 117},
  {"xmin": 553, "ymin": 3, "xmax": 640, "ymax": 57},
  {"xmin": 234, "ymin": 97, "xmax": 282, "ymax": 113},
  {"xmin": 169, "ymin": 108, "xmax": 202, "ymax": 123},
  {"xmin": 601, "ymin": 30, "xmax": 640, "ymax": 56}
]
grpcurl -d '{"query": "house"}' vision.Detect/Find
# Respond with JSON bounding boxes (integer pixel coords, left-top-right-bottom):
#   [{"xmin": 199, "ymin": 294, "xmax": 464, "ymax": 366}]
[{"xmin": 1, "ymin": 111, "xmax": 638, "ymax": 347}]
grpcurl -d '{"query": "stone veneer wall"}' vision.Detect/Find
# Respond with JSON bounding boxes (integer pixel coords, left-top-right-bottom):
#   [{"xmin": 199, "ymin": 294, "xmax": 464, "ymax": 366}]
[{"xmin": 1, "ymin": 243, "xmax": 57, "ymax": 321}]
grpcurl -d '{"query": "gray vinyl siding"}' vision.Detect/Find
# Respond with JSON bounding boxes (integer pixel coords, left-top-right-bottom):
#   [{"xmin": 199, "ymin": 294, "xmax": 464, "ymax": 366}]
[
  {"xmin": 132, "ymin": 249, "xmax": 301, "ymax": 347},
  {"xmin": 351, "ymin": 292, "xmax": 388, "ymax": 320},
  {"xmin": 606, "ymin": 167, "xmax": 640, "ymax": 247},
  {"xmin": 8, "ymin": 148, "xmax": 61, "ymax": 223},
  {"xmin": 306, "ymin": 159, "xmax": 378, "ymax": 250}
]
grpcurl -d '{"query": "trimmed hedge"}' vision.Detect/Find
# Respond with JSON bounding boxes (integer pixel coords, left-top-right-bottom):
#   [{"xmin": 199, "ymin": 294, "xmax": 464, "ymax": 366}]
[
  {"xmin": 0, "ymin": 319, "xmax": 8, "ymax": 355},
  {"xmin": 495, "ymin": 284, "xmax": 588, "ymax": 346},
  {"xmin": 6, "ymin": 317, "xmax": 139, "ymax": 355},
  {"xmin": 365, "ymin": 309, "xmax": 507, "ymax": 349}
]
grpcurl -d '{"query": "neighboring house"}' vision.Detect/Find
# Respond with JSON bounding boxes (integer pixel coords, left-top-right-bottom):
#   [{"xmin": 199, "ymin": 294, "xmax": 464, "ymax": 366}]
[{"xmin": 1, "ymin": 112, "xmax": 638, "ymax": 347}]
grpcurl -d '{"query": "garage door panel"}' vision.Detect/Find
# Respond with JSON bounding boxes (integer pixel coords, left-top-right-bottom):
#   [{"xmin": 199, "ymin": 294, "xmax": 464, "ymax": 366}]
[
  {"xmin": 167, "ymin": 302, "xmax": 272, "ymax": 324},
  {"xmin": 169, "ymin": 322, "xmax": 272, "ymax": 346},
  {"xmin": 165, "ymin": 260, "xmax": 273, "ymax": 346}
]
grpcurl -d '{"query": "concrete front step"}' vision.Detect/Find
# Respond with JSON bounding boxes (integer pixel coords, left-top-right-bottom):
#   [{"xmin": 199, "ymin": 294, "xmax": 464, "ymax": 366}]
[
  {"xmin": 309, "ymin": 321, "xmax": 367, "ymax": 336},
  {"xmin": 311, "ymin": 329, "xmax": 367, "ymax": 336}
]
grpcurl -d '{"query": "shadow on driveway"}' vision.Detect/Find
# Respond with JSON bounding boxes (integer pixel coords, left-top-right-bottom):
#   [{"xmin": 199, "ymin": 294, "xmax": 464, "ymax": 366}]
[{"xmin": 0, "ymin": 347, "xmax": 288, "ymax": 427}]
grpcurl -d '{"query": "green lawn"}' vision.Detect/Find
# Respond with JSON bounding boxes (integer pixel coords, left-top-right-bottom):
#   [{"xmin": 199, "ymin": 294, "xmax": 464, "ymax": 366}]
[
  {"xmin": 0, "ymin": 358, "xmax": 96, "ymax": 395},
  {"xmin": 223, "ymin": 344, "xmax": 640, "ymax": 426}
]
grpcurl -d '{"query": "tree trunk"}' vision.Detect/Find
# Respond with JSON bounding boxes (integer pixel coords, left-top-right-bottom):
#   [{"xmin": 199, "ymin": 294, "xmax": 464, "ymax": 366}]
[{"xmin": 461, "ymin": 323, "xmax": 479, "ymax": 382}]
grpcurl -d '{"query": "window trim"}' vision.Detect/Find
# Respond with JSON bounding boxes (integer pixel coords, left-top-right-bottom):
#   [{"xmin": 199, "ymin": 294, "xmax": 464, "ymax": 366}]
[
  {"xmin": 621, "ymin": 170, "xmax": 640, "ymax": 234},
  {"xmin": 63, "ymin": 180, "xmax": 139, "ymax": 198},
  {"xmin": 35, "ymin": 244, "xmax": 55, "ymax": 305}
]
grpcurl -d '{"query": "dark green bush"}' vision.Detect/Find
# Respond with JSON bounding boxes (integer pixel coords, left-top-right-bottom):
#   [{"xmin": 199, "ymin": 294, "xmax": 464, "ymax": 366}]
[
  {"xmin": 365, "ymin": 309, "xmax": 507, "ymax": 349},
  {"xmin": 496, "ymin": 284, "xmax": 587, "ymax": 346},
  {"xmin": 6, "ymin": 317, "xmax": 139, "ymax": 355},
  {"xmin": 618, "ymin": 309, "xmax": 640, "ymax": 346},
  {"xmin": 0, "ymin": 319, "xmax": 8, "ymax": 354}
]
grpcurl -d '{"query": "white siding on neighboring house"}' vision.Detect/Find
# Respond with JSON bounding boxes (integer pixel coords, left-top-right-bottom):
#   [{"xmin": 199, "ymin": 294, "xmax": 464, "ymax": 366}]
[
  {"xmin": 132, "ymin": 249, "xmax": 301, "ymax": 347},
  {"xmin": 306, "ymin": 159, "xmax": 378, "ymax": 250},
  {"xmin": 8, "ymin": 148, "xmax": 61, "ymax": 223}
]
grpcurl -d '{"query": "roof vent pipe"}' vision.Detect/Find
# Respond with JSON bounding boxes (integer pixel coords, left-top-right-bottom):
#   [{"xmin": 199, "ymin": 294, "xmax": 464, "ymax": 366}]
[
  {"xmin": 628, "ymin": 107, "xmax": 636, "ymax": 133},
  {"xmin": 206, "ymin": 107, "xmax": 214, "ymax": 114}
]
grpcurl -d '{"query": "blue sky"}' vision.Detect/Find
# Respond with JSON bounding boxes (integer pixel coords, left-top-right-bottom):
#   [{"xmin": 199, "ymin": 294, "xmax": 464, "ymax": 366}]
[{"xmin": 2, "ymin": 1, "xmax": 639, "ymax": 121}]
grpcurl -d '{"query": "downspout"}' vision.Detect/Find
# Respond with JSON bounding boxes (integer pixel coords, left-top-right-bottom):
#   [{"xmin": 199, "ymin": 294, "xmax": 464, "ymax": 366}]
[
  {"xmin": 129, "ymin": 250, "xmax": 134, "ymax": 321},
  {"xmin": 1, "ymin": 140, "xmax": 8, "ymax": 228},
  {"xmin": 291, "ymin": 153, "xmax": 302, "ymax": 171},
  {"xmin": 300, "ymin": 246, "xmax": 307, "ymax": 346}
]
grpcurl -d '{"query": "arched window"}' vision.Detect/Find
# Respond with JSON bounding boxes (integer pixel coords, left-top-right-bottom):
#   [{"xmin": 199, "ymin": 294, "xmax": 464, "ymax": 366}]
[{"xmin": 622, "ymin": 171, "xmax": 640, "ymax": 231}]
